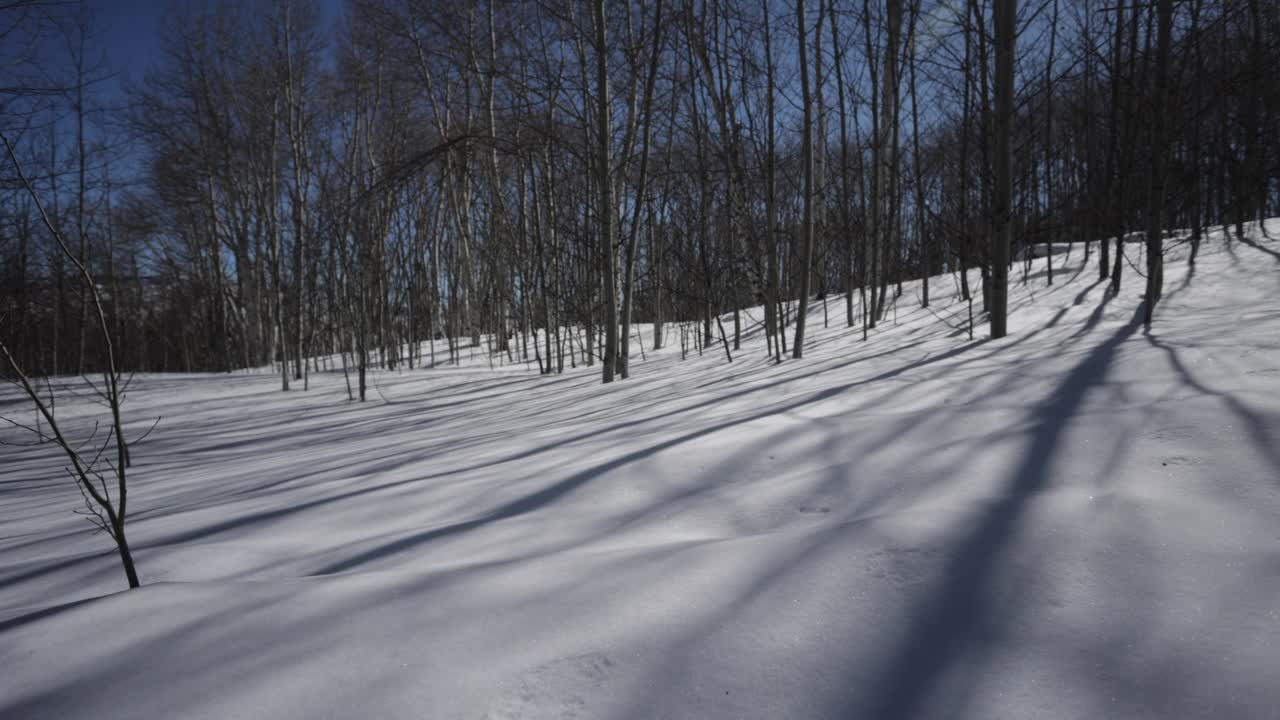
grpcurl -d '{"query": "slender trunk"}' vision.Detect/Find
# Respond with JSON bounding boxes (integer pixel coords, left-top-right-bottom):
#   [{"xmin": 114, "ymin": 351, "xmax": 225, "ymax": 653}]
[
  {"xmin": 1143, "ymin": 0, "xmax": 1172, "ymax": 325},
  {"xmin": 908, "ymin": 0, "xmax": 927, "ymax": 306},
  {"xmin": 1044, "ymin": 0, "xmax": 1058, "ymax": 286},
  {"xmin": 990, "ymin": 0, "xmax": 1014, "ymax": 338},
  {"xmin": 793, "ymin": 0, "xmax": 815, "ymax": 359},
  {"xmin": 593, "ymin": 0, "xmax": 617, "ymax": 383},
  {"xmin": 763, "ymin": 0, "xmax": 782, "ymax": 361},
  {"xmin": 619, "ymin": 0, "xmax": 664, "ymax": 380}
]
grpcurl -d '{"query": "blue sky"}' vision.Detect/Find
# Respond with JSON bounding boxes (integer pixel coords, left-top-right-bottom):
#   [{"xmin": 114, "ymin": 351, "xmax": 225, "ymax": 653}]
[
  {"xmin": 85, "ymin": 0, "xmax": 342, "ymax": 100},
  {"xmin": 88, "ymin": 0, "xmax": 170, "ymax": 95}
]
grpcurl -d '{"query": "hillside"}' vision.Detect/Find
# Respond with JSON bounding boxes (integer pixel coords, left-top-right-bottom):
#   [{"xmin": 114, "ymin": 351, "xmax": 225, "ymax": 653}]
[{"xmin": 3, "ymin": 223, "xmax": 1279, "ymax": 720}]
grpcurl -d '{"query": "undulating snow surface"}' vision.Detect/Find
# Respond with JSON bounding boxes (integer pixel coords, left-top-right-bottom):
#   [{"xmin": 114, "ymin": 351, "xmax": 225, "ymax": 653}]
[{"xmin": 3, "ymin": 224, "xmax": 1280, "ymax": 719}]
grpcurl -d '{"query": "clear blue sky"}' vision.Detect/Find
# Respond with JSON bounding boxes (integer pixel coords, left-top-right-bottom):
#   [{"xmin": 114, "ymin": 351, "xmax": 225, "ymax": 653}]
[
  {"xmin": 89, "ymin": 0, "xmax": 169, "ymax": 95},
  {"xmin": 86, "ymin": 0, "xmax": 343, "ymax": 101}
]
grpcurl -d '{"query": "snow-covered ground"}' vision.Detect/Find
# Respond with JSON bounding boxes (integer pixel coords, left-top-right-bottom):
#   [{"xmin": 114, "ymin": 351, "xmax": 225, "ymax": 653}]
[{"xmin": 3, "ymin": 223, "xmax": 1279, "ymax": 719}]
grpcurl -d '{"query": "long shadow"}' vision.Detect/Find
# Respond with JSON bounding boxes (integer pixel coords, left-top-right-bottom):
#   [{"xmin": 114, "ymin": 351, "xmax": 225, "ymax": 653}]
[
  {"xmin": 0, "ymin": 595, "xmax": 102, "ymax": 633},
  {"xmin": 1176, "ymin": 252, "xmax": 1199, "ymax": 295},
  {"xmin": 2, "ymin": 279, "xmax": 1101, "ymax": 600},
  {"xmin": 315, "ymin": 334, "xmax": 950, "ymax": 493},
  {"xmin": 124, "ymin": 374, "xmax": 594, "ymax": 518},
  {"xmin": 137, "ymin": 298, "xmax": 962, "ymax": 534},
  {"xmin": 1069, "ymin": 285, "xmax": 1117, "ymax": 339},
  {"xmin": 306, "ymin": 306, "xmax": 1089, "ymax": 574},
  {"xmin": 312, "ymin": 339, "xmax": 992, "ymax": 576},
  {"xmin": 1223, "ymin": 235, "xmax": 1242, "ymax": 267},
  {"xmin": 121, "ymin": 370, "xmax": 654, "ymax": 528},
  {"xmin": 137, "ymin": 464, "xmax": 450, "ymax": 548},
  {"xmin": 1236, "ymin": 233, "xmax": 1280, "ymax": 263},
  {"xmin": 0, "ymin": 550, "xmax": 115, "ymax": 595},
  {"xmin": 1142, "ymin": 329, "xmax": 1280, "ymax": 478},
  {"xmin": 856, "ymin": 305, "xmax": 1143, "ymax": 719}
]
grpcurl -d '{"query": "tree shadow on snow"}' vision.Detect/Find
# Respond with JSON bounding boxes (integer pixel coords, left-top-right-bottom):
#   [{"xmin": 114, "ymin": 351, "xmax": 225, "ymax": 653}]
[
  {"xmin": 1236, "ymin": 233, "xmax": 1280, "ymax": 263},
  {"xmin": 849, "ymin": 305, "xmax": 1144, "ymax": 719},
  {"xmin": 1142, "ymin": 328, "xmax": 1280, "ymax": 480},
  {"xmin": 310, "ymin": 338, "xmax": 994, "ymax": 576}
]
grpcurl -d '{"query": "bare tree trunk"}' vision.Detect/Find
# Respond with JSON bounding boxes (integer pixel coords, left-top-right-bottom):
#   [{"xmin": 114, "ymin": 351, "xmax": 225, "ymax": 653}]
[
  {"xmin": 792, "ymin": 0, "xmax": 815, "ymax": 359},
  {"xmin": 874, "ymin": 0, "xmax": 902, "ymax": 323},
  {"xmin": 990, "ymin": 0, "xmax": 1014, "ymax": 338},
  {"xmin": 762, "ymin": 0, "xmax": 782, "ymax": 361},
  {"xmin": 592, "ymin": 0, "xmax": 618, "ymax": 383},
  {"xmin": 619, "ymin": 0, "xmax": 664, "ymax": 380},
  {"xmin": 830, "ymin": 0, "xmax": 857, "ymax": 324},
  {"xmin": 1143, "ymin": 0, "xmax": 1172, "ymax": 325},
  {"xmin": 908, "ymin": 0, "xmax": 927, "ymax": 306},
  {"xmin": 862, "ymin": 0, "xmax": 880, "ymax": 329},
  {"xmin": 1188, "ymin": 0, "xmax": 1204, "ymax": 264},
  {"xmin": 1044, "ymin": 0, "xmax": 1058, "ymax": 286}
]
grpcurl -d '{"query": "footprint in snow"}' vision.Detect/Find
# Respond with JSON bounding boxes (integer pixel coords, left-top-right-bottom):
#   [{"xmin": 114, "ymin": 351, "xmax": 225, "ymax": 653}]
[
  {"xmin": 864, "ymin": 547, "xmax": 939, "ymax": 587},
  {"xmin": 1143, "ymin": 425, "xmax": 1197, "ymax": 444},
  {"xmin": 1160, "ymin": 455, "xmax": 1207, "ymax": 467},
  {"xmin": 484, "ymin": 653, "xmax": 613, "ymax": 720}
]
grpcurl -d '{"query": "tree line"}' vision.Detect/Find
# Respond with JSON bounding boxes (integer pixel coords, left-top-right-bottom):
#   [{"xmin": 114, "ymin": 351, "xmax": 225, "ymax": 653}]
[{"xmin": 3, "ymin": 0, "xmax": 1278, "ymax": 392}]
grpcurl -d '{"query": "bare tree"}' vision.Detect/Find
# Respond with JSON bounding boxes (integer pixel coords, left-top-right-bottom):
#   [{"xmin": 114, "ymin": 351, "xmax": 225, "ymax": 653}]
[
  {"xmin": 1142, "ymin": 0, "xmax": 1172, "ymax": 325},
  {"xmin": 989, "ymin": 0, "xmax": 1013, "ymax": 338},
  {"xmin": 1, "ymin": 132, "xmax": 144, "ymax": 589},
  {"xmin": 6, "ymin": 0, "xmax": 1273, "ymax": 392},
  {"xmin": 791, "ymin": 0, "xmax": 815, "ymax": 359},
  {"xmin": 593, "ymin": 0, "xmax": 619, "ymax": 383}
]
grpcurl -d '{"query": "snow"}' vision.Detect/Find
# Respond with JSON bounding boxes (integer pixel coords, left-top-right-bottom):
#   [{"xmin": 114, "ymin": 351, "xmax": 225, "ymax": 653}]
[{"xmin": 3, "ymin": 223, "xmax": 1280, "ymax": 719}]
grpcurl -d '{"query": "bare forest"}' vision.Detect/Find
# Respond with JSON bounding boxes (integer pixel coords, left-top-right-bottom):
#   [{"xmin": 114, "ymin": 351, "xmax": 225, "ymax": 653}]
[
  {"xmin": 2, "ymin": 1, "xmax": 1280, "ymax": 718},
  {"xmin": 4, "ymin": 0, "xmax": 1276, "ymax": 385}
]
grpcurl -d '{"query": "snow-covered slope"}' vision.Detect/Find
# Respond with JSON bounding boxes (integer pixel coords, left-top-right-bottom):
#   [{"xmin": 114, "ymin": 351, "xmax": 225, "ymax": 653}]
[{"xmin": 3, "ymin": 223, "xmax": 1279, "ymax": 719}]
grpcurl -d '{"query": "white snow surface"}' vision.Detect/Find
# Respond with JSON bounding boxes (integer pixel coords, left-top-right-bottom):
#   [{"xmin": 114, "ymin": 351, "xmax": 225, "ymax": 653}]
[{"xmin": 3, "ymin": 223, "xmax": 1280, "ymax": 719}]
